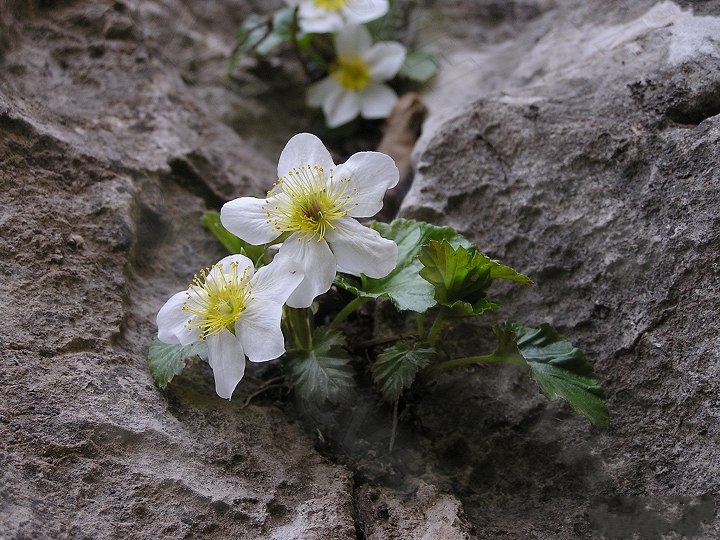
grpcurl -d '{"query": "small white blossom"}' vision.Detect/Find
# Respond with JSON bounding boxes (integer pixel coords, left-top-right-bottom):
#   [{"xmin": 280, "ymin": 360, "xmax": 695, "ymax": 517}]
[
  {"xmin": 307, "ymin": 25, "xmax": 406, "ymax": 128},
  {"xmin": 220, "ymin": 133, "xmax": 399, "ymax": 308},
  {"xmin": 286, "ymin": 0, "xmax": 389, "ymax": 34},
  {"xmin": 156, "ymin": 255, "xmax": 302, "ymax": 399}
]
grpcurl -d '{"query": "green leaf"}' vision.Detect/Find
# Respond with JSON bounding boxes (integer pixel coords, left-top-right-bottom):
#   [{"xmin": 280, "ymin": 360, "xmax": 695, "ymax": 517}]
[
  {"xmin": 147, "ymin": 336, "xmax": 208, "ymax": 389},
  {"xmin": 418, "ymin": 240, "xmax": 531, "ymax": 316},
  {"xmin": 398, "ymin": 51, "xmax": 439, "ymax": 83},
  {"xmin": 495, "ymin": 323, "xmax": 609, "ymax": 427},
  {"xmin": 372, "ymin": 343, "xmax": 435, "ymax": 403},
  {"xmin": 284, "ymin": 328, "xmax": 355, "ymax": 404},
  {"xmin": 231, "ymin": 8, "xmax": 305, "ymax": 60},
  {"xmin": 334, "ymin": 219, "xmax": 472, "ymax": 313},
  {"xmin": 202, "ymin": 210, "xmax": 266, "ymax": 264}
]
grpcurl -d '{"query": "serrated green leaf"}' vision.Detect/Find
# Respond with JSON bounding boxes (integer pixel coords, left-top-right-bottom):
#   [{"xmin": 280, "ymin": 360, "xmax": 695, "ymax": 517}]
[
  {"xmin": 284, "ymin": 328, "xmax": 355, "ymax": 404},
  {"xmin": 147, "ymin": 336, "xmax": 208, "ymax": 389},
  {"xmin": 495, "ymin": 323, "xmax": 608, "ymax": 427},
  {"xmin": 202, "ymin": 210, "xmax": 266, "ymax": 264},
  {"xmin": 418, "ymin": 240, "xmax": 531, "ymax": 315},
  {"xmin": 398, "ymin": 51, "xmax": 439, "ymax": 83},
  {"xmin": 372, "ymin": 343, "xmax": 435, "ymax": 402},
  {"xmin": 476, "ymin": 252, "xmax": 534, "ymax": 285},
  {"xmin": 334, "ymin": 219, "xmax": 471, "ymax": 313}
]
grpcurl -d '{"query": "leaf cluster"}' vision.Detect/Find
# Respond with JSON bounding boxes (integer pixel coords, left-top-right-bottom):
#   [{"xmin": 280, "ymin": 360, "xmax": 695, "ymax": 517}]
[
  {"xmin": 148, "ymin": 216, "xmax": 609, "ymax": 431},
  {"xmin": 418, "ymin": 240, "xmax": 532, "ymax": 315}
]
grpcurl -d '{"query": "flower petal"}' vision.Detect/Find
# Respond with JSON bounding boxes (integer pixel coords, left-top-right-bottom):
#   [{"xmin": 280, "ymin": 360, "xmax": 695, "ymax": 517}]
[
  {"xmin": 366, "ymin": 42, "xmax": 406, "ymax": 81},
  {"xmin": 359, "ymin": 83, "xmax": 398, "ymax": 120},
  {"xmin": 325, "ymin": 217, "xmax": 398, "ymax": 278},
  {"xmin": 324, "ymin": 89, "xmax": 361, "ymax": 128},
  {"xmin": 334, "ymin": 149, "xmax": 399, "ymax": 217},
  {"xmin": 307, "ymin": 76, "xmax": 339, "ymax": 107},
  {"xmin": 156, "ymin": 290, "xmax": 201, "ymax": 346},
  {"xmin": 298, "ymin": 4, "xmax": 344, "ymax": 33},
  {"xmin": 249, "ymin": 256, "xmax": 304, "ymax": 305},
  {"xmin": 342, "ymin": 0, "xmax": 389, "ymax": 25},
  {"xmin": 207, "ymin": 329, "xmax": 246, "ymax": 400},
  {"xmin": 237, "ymin": 301, "xmax": 286, "ymax": 363},
  {"xmin": 276, "ymin": 233, "xmax": 337, "ymax": 308},
  {"xmin": 221, "ymin": 197, "xmax": 279, "ymax": 245},
  {"xmin": 335, "ymin": 24, "xmax": 372, "ymax": 56},
  {"xmin": 213, "ymin": 254, "xmax": 254, "ymax": 278},
  {"xmin": 277, "ymin": 133, "xmax": 335, "ymax": 178}
]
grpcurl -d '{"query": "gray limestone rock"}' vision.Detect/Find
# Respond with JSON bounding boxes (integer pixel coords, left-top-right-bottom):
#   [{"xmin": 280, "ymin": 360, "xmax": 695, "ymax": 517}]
[
  {"xmin": 2, "ymin": 0, "xmax": 719, "ymax": 538},
  {"xmin": 397, "ymin": 0, "xmax": 720, "ymax": 538}
]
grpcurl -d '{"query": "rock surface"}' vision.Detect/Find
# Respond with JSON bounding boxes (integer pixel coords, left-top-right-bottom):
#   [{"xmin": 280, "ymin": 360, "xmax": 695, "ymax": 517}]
[
  {"xmin": 0, "ymin": 1, "xmax": 354, "ymax": 539},
  {"xmin": 399, "ymin": 0, "xmax": 720, "ymax": 538},
  {"xmin": 1, "ymin": 0, "xmax": 719, "ymax": 539}
]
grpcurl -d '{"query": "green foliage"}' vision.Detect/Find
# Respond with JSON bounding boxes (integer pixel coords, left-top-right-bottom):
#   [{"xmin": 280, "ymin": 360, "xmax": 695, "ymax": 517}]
[
  {"xmin": 229, "ymin": 8, "xmax": 309, "ymax": 74},
  {"xmin": 202, "ymin": 210, "xmax": 266, "ymax": 264},
  {"xmin": 418, "ymin": 240, "xmax": 532, "ymax": 315},
  {"xmin": 335, "ymin": 219, "xmax": 471, "ymax": 312},
  {"xmin": 284, "ymin": 328, "xmax": 355, "ymax": 404},
  {"xmin": 372, "ymin": 343, "xmax": 435, "ymax": 403},
  {"xmin": 398, "ymin": 51, "xmax": 439, "ymax": 83},
  {"xmin": 147, "ymin": 336, "xmax": 208, "ymax": 389},
  {"xmin": 494, "ymin": 323, "xmax": 609, "ymax": 427}
]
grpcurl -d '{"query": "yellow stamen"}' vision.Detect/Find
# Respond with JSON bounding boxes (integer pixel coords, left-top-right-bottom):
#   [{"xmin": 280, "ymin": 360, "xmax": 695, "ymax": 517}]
[
  {"xmin": 182, "ymin": 262, "xmax": 252, "ymax": 338},
  {"xmin": 331, "ymin": 53, "xmax": 372, "ymax": 91},
  {"xmin": 264, "ymin": 165, "xmax": 357, "ymax": 241},
  {"xmin": 314, "ymin": 0, "xmax": 345, "ymax": 10}
]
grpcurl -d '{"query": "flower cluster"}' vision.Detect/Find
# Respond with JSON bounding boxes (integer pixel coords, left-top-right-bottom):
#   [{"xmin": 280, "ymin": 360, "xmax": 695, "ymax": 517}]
[
  {"xmin": 230, "ymin": 1, "xmax": 423, "ymax": 128},
  {"xmin": 156, "ymin": 133, "xmax": 399, "ymax": 399},
  {"xmin": 308, "ymin": 25, "xmax": 406, "ymax": 128}
]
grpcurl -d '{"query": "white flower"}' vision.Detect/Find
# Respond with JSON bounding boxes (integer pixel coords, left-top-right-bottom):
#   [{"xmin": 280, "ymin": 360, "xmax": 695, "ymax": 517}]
[
  {"xmin": 286, "ymin": 0, "xmax": 389, "ymax": 34},
  {"xmin": 156, "ymin": 255, "xmax": 303, "ymax": 400},
  {"xmin": 307, "ymin": 25, "xmax": 406, "ymax": 128},
  {"xmin": 220, "ymin": 133, "xmax": 399, "ymax": 308}
]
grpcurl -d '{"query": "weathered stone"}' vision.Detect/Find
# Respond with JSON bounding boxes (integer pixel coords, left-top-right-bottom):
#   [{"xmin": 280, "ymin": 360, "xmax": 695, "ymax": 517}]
[
  {"xmin": 398, "ymin": 0, "xmax": 720, "ymax": 538},
  {"xmin": 3, "ymin": 0, "xmax": 719, "ymax": 538},
  {"xmin": 0, "ymin": 1, "xmax": 355, "ymax": 538}
]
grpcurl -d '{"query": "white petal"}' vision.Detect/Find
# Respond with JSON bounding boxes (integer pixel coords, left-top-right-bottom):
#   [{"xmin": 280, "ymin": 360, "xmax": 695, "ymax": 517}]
[
  {"xmin": 298, "ymin": 5, "xmax": 344, "ymax": 33},
  {"xmin": 277, "ymin": 133, "xmax": 335, "ymax": 178},
  {"xmin": 335, "ymin": 24, "xmax": 372, "ymax": 55},
  {"xmin": 325, "ymin": 217, "xmax": 398, "ymax": 278},
  {"xmin": 237, "ymin": 301, "xmax": 286, "ymax": 363},
  {"xmin": 156, "ymin": 290, "xmax": 201, "ymax": 346},
  {"xmin": 334, "ymin": 150, "xmax": 399, "ymax": 217},
  {"xmin": 359, "ymin": 83, "xmax": 398, "ymax": 119},
  {"xmin": 213, "ymin": 254, "xmax": 254, "ymax": 278},
  {"xmin": 221, "ymin": 197, "xmax": 279, "ymax": 245},
  {"xmin": 307, "ymin": 77, "xmax": 339, "ymax": 107},
  {"xmin": 366, "ymin": 42, "xmax": 406, "ymax": 81},
  {"xmin": 324, "ymin": 90, "xmax": 361, "ymax": 128},
  {"xmin": 342, "ymin": 0, "xmax": 389, "ymax": 25},
  {"xmin": 276, "ymin": 233, "xmax": 337, "ymax": 308},
  {"xmin": 249, "ymin": 256, "xmax": 304, "ymax": 305},
  {"xmin": 207, "ymin": 330, "xmax": 246, "ymax": 400}
]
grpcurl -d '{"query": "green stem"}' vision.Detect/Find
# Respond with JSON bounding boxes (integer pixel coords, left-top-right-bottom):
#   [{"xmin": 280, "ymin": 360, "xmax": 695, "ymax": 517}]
[
  {"xmin": 426, "ymin": 308, "xmax": 448, "ymax": 347},
  {"xmin": 328, "ymin": 296, "xmax": 370, "ymax": 332},
  {"xmin": 432, "ymin": 351, "xmax": 525, "ymax": 371},
  {"xmin": 285, "ymin": 307, "xmax": 313, "ymax": 350},
  {"xmin": 289, "ymin": 7, "xmax": 313, "ymax": 79},
  {"xmin": 388, "ymin": 398, "xmax": 399, "ymax": 455}
]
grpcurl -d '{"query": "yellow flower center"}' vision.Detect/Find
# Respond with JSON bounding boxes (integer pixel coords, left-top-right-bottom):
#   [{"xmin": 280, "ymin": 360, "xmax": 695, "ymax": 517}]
[
  {"xmin": 182, "ymin": 262, "xmax": 252, "ymax": 339},
  {"xmin": 264, "ymin": 165, "xmax": 357, "ymax": 240},
  {"xmin": 331, "ymin": 53, "xmax": 372, "ymax": 91},
  {"xmin": 314, "ymin": 0, "xmax": 345, "ymax": 10}
]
